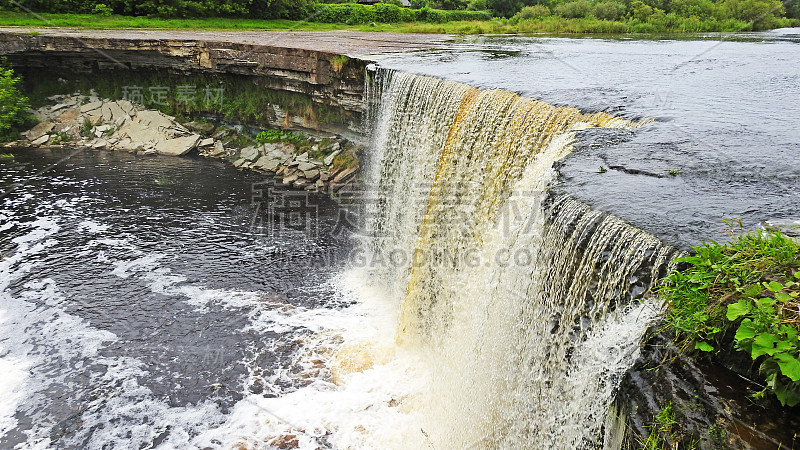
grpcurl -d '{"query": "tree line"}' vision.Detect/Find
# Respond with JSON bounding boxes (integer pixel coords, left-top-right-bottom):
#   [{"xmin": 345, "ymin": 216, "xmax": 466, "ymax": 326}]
[{"xmin": 1, "ymin": 0, "xmax": 797, "ymax": 27}]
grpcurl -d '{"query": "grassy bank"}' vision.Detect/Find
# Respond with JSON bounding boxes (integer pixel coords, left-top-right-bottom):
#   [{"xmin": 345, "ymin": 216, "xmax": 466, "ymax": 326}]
[
  {"xmin": 0, "ymin": 11, "xmax": 795, "ymax": 34},
  {"xmin": 659, "ymin": 230, "xmax": 800, "ymax": 407}
]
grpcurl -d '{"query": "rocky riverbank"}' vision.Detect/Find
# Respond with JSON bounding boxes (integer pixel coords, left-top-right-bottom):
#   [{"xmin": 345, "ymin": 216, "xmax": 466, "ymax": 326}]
[{"xmin": 7, "ymin": 93, "xmax": 361, "ymax": 194}]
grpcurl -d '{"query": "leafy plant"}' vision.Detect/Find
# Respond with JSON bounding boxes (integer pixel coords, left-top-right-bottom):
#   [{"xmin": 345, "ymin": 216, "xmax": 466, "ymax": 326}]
[
  {"xmin": 669, "ymin": 168, "xmax": 682, "ymax": 176},
  {"xmin": 514, "ymin": 4, "xmax": 551, "ymax": 20},
  {"xmin": 255, "ymin": 129, "xmax": 303, "ymax": 146},
  {"xmin": 661, "ymin": 230, "xmax": 800, "ymax": 406},
  {"xmin": 49, "ymin": 131, "xmax": 72, "ymax": 144},
  {"xmin": 726, "ymin": 276, "xmax": 800, "ymax": 406},
  {"xmin": 92, "ymin": 3, "xmax": 113, "ymax": 16},
  {"xmin": 0, "ymin": 64, "xmax": 31, "ymax": 141},
  {"xmin": 80, "ymin": 118, "xmax": 94, "ymax": 137}
]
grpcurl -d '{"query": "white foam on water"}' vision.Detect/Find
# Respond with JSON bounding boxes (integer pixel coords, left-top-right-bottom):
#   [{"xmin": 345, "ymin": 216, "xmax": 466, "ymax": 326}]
[
  {"xmin": 77, "ymin": 220, "xmax": 110, "ymax": 234},
  {"xmin": 0, "ymin": 217, "xmax": 233, "ymax": 448},
  {"xmin": 0, "ymin": 218, "xmax": 115, "ymax": 443},
  {"xmin": 55, "ymin": 357, "xmax": 228, "ymax": 450},
  {"xmin": 0, "ymin": 311, "xmax": 30, "ymax": 439},
  {"xmin": 186, "ymin": 269, "xmax": 432, "ymax": 450}
]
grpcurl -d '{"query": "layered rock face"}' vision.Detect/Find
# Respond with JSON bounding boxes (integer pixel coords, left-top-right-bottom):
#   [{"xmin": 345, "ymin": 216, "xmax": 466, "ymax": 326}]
[{"xmin": 0, "ymin": 30, "xmax": 370, "ymax": 139}]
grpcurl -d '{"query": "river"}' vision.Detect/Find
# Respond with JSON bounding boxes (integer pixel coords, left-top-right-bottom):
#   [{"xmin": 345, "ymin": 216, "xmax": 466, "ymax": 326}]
[{"xmin": 2, "ymin": 30, "xmax": 799, "ymax": 449}]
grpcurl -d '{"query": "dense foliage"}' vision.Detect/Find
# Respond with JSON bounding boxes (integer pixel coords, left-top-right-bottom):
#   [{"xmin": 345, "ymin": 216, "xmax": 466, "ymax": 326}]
[
  {"xmin": 1, "ymin": 0, "xmax": 316, "ymax": 19},
  {"xmin": 0, "ymin": 65, "xmax": 30, "ymax": 141},
  {"xmin": 660, "ymin": 231, "xmax": 800, "ymax": 406},
  {"xmin": 1, "ymin": 0, "xmax": 793, "ymax": 28},
  {"xmin": 313, "ymin": 3, "xmax": 489, "ymax": 24}
]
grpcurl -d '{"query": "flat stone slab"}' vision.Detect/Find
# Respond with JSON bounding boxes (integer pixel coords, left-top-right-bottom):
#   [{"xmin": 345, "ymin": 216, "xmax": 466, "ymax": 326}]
[
  {"xmin": 136, "ymin": 110, "xmax": 175, "ymax": 130},
  {"xmin": 155, "ymin": 134, "xmax": 200, "ymax": 156}
]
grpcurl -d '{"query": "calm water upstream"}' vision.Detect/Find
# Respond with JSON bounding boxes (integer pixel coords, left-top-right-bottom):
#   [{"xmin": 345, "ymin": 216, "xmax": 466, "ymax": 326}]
[
  {"xmin": 374, "ymin": 29, "xmax": 800, "ymax": 247},
  {"xmin": 1, "ymin": 31, "xmax": 799, "ymax": 448}
]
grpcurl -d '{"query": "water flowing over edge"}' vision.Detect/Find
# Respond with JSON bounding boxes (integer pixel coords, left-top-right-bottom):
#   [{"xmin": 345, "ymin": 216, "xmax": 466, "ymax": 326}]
[{"xmin": 347, "ymin": 67, "xmax": 679, "ymax": 448}]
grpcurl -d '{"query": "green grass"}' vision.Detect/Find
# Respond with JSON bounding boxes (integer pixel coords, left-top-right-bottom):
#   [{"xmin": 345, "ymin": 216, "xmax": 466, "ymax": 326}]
[
  {"xmin": 641, "ymin": 403, "xmax": 698, "ymax": 450},
  {"xmin": 660, "ymin": 230, "xmax": 800, "ymax": 406},
  {"xmin": 0, "ymin": 11, "xmax": 795, "ymax": 34}
]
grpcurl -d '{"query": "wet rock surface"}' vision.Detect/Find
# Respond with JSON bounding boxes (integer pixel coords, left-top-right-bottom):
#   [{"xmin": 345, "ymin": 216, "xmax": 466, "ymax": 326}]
[
  {"xmin": 9, "ymin": 93, "xmax": 361, "ymax": 194},
  {"xmin": 615, "ymin": 331, "xmax": 800, "ymax": 449}
]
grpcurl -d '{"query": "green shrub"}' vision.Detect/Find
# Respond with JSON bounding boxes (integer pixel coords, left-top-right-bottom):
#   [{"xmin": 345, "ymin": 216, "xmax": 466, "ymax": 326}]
[
  {"xmin": 669, "ymin": 0, "xmax": 720, "ymax": 19},
  {"xmin": 555, "ymin": 1, "xmax": 591, "ymax": 18},
  {"xmin": 593, "ymin": 1, "xmax": 626, "ymax": 20},
  {"xmin": 92, "ymin": 3, "xmax": 113, "ymax": 15},
  {"xmin": 256, "ymin": 129, "xmax": 303, "ymax": 145},
  {"xmin": 720, "ymin": 0, "xmax": 786, "ymax": 29},
  {"xmin": 514, "ymin": 4, "xmax": 551, "ymax": 20},
  {"xmin": 630, "ymin": 0, "xmax": 654, "ymax": 20},
  {"xmin": 428, "ymin": 0, "xmax": 468, "ymax": 9},
  {"xmin": 0, "ymin": 65, "xmax": 31, "ymax": 141},
  {"xmin": 467, "ymin": 0, "xmax": 489, "ymax": 10},
  {"xmin": 660, "ymin": 230, "xmax": 800, "ymax": 407}
]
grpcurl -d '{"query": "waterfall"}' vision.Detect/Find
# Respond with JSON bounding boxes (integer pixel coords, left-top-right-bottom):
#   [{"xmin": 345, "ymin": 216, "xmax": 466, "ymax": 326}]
[{"xmin": 359, "ymin": 68, "xmax": 677, "ymax": 448}]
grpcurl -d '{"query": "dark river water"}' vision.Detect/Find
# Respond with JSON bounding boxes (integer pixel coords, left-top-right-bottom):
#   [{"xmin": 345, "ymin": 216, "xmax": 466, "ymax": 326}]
[
  {"xmin": 374, "ymin": 28, "xmax": 800, "ymax": 247},
  {"xmin": 0, "ymin": 149, "xmax": 354, "ymax": 448}
]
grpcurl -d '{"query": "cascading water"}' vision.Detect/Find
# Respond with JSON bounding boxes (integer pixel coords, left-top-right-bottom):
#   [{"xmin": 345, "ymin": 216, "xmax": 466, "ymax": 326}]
[{"xmin": 352, "ymin": 68, "xmax": 678, "ymax": 448}]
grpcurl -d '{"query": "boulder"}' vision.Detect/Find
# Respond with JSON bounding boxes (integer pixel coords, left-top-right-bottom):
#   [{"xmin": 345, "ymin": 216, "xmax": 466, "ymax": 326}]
[
  {"xmin": 87, "ymin": 110, "xmax": 103, "ymax": 124},
  {"xmin": 79, "ymin": 101, "xmax": 103, "ymax": 113},
  {"xmin": 101, "ymin": 102, "xmax": 128, "ymax": 124},
  {"xmin": 209, "ymin": 141, "xmax": 225, "ymax": 157},
  {"xmin": 255, "ymin": 156, "xmax": 281, "ymax": 172},
  {"xmin": 136, "ymin": 110, "xmax": 174, "ymax": 130},
  {"xmin": 762, "ymin": 219, "xmax": 800, "ymax": 238},
  {"xmin": 233, "ymin": 159, "xmax": 247, "ymax": 168},
  {"xmin": 332, "ymin": 166, "xmax": 359, "ymax": 184},
  {"xmin": 303, "ymin": 169, "xmax": 320, "ymax": 181},
  {"xmin": 198, "ymin": 138, "xmax": 214, "ymax": 148},
  {"xmin": 323, "ymin": 150, "xmax": 340, "ymax": 166},
  {"xmin": 24, "ymin": 121, "xmax": 54, "ymax": 140},
  {"xmin": 31, "ymin": 134, "xmax": 50, "ymax": 145},
  {"xmin": 56, "ymin": 108, "xmax": 81, "ymax": 123},
  {"xmin": 296, "ymin": 152, "xmax": 309, "ymax": 162},
  {"xmin": 116, "ymin": 99, "xmax": 136, "ymax": 116},
  {"xmin": 293, "ymin": 178, "xmax": 310, "ymax": 189},
  {"xmin": 114, "ymin": 137, "xmax": 135, "ymax": 152},
  {"xmin": 118, "ymin": 121, "xmax": 162, "ymax": 145},
  {"xmin": 154, "ymin": 134, "xmax": 200, "ymax": 156},
  {"xmin": 240, "ymin": 146, "xmax": 260, "ymax": 162},
  {"xmin": 263, "ymin": 142, "xmax": 295, "ymax": 158},
  {"xmin": 298, "ymin": 161, "xmax": 317, "ymax": 172},
  {"xmin": 282, "ymin": 173, "xmax": 299, "ymax": 185}
]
